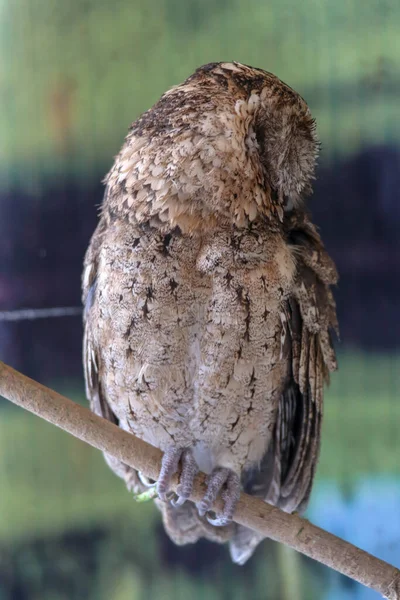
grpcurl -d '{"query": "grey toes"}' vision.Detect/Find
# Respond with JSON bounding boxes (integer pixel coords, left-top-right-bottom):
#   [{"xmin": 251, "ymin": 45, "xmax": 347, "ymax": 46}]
[
  {"xmin": 157, "ymin": 447, "xmax": 198, "ymax": 505},
  {"xmin": 198, "ymin": 468, "xmax": 241, "ymax": 527},
  {"xmin": 157, "ymin": 447, "xmax": 181, "ymax": 501},
  {"xmin": 197, "ymin": 467, "xmax": 230, "ymax": 517},
  {"xmin": 172, "ymin": 449, "xmax": 198, "ymax": 506}
]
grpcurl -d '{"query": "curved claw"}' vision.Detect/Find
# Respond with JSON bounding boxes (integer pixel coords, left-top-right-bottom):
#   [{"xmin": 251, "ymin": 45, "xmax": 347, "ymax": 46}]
[
  {"xmin": 158, "ymin": 487, "xmax": 176, "ymax": 503},
  {"xmin": 206, "ymin": 514, "xmax": 232, "ymax": 527},
  {"xmin": 138, "ymin": 472, "xmax": 156, "ymax": 487},
  {"xmin": 170, "ymin": 484, "xmax": 191, "ymax": 508},
  {"xmin": 170, "ymin": 494, "xmax": 188, "ymax": 508}
]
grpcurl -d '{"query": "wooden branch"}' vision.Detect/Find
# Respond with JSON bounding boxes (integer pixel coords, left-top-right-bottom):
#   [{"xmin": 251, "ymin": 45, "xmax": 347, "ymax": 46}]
[{"xmin": 0, "ymin": 360, "xmax": 399, "ymax": 599}]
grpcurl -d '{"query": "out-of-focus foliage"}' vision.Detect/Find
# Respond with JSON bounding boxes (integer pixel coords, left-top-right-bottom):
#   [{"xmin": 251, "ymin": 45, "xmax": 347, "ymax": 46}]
[{"xmin": 1, "ymin": 0, "xmax": 399, "ymax": 187}]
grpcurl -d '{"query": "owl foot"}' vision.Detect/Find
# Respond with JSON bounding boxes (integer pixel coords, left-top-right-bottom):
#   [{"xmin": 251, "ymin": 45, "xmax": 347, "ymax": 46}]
[
  {"xmin": 197, "ymin": 468, "xmax": 241, "ymax": 527},
  {"xmin": 157, "ymin": 447, "xmax": 198, "ymax": 505}
]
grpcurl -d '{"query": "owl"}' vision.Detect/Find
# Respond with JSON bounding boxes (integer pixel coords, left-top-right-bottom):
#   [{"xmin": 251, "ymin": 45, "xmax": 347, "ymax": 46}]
[{"xmin": 82, "ymin": 62, "xmax": 338, "ymax": 564}]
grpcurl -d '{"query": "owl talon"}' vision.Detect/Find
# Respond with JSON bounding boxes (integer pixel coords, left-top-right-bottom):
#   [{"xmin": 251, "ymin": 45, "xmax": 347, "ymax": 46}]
[
  {"xmin": 206, "ymin": 515, "xmax": 232, "ymax": 527},
  {"xmin": 157, "ymin": 447, "xmax": 181, "ymax": 501},
  {"xmin": 170, "ymin": 495, "xmax": 187, "ymax": 508},
  {"xmin": 138, "ymin": 472, "xmax": 156, "ymax": 487},
  {"xmin": 157, "ymin": 447, "xmax": 198, "ymax": 505},
  {"xmin": 197, "ymin": 467, "xmax": 240, "ymax": 526}
]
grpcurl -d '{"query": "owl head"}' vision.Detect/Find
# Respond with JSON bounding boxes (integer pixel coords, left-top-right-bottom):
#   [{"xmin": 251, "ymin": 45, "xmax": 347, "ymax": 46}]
[
  {"xmin": 186, "ymin": 62, "xmax": 319, "ymax": 211},
  {"xmin": 107, "ymin": 62, "xmax": 319, "ymax": 231}
]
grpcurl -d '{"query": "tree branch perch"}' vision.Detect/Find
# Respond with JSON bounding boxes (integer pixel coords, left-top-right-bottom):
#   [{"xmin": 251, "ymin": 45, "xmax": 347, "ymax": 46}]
[{"xmin": 0, "ymin": 360, "xmax": 399, "ymax": 599}]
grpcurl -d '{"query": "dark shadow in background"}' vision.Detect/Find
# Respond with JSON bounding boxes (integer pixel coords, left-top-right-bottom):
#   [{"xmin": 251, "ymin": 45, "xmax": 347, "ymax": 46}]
[{"xmin": 312, "ymin": 145, "xmax": 400, "ymax": 350}]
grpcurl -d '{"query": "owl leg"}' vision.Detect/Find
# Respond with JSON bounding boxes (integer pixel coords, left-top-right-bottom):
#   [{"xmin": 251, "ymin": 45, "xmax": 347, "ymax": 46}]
[
  {"xmin": 157, "ymin": 447, "xmax": 198, "ymax": 504},
  {"xmin": 197, "ymin": 467, "xmax": 241, "ymax": 527}
]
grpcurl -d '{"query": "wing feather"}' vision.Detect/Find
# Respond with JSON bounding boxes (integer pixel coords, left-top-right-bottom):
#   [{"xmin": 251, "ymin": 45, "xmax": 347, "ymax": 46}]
[
  {"xmin": 231, "ymin": 215, "xmax": 338, "ymax": 563},
  {"xmin": 82, "ymin": 227, "xmax": 144, "ymax": 492}
]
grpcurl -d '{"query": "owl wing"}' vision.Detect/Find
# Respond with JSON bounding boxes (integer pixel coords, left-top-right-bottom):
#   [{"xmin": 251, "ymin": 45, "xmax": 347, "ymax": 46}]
[
  {"xmin": 269, "ymin": 280, "xmax": 336, "ymax": 514},
  {"xmin": 231, "ymin": 218, "xmax": 338, "ymax": 564},
  {"xmin": 82, "ymin": 214, "xmax": 112, "ymax": 422},
  {"xmin": 246, "ymin": 218, "xmax": 338, "ymax": 511},
  {"xmin": 82, "ymin": 218, "xmax": 145, "ymax": 492},
  {"xmin": 277, "ymin": 220, "xmax": 338, "ymax": 512}
]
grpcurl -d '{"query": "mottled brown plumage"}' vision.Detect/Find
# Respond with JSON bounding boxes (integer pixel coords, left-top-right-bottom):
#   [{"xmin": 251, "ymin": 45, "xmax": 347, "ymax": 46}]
[{"xmin": 82, "ymin": 62, "xmax": 338, "ymax": 564}]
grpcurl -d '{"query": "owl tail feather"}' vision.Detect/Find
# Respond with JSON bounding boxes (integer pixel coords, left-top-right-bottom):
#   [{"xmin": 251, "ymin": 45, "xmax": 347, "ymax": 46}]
[
  {"xmin": 155, "ymin": 498, "xmax": 234, "ymax": 546},
  {"xmin": 229, "ymin": 525, "xmax": 265, "ymax": 565},
  {"xmin": 155, "ymin": 498, "xmax": 265, "ymax": 564}
]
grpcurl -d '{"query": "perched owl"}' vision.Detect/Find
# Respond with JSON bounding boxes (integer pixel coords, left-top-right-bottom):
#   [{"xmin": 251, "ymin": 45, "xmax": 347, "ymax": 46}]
[{"xmin": 82, "ymin": 62, "xmax": 338, "ymax": 564}]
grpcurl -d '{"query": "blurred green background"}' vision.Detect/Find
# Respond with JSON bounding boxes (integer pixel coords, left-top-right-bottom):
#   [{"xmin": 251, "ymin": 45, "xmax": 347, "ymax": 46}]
[{"xmin": 0, "ymin": 1, "xmax": 399, "ymax": 599}]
